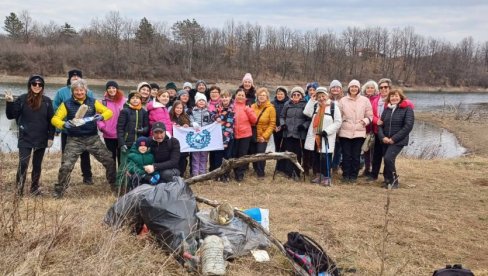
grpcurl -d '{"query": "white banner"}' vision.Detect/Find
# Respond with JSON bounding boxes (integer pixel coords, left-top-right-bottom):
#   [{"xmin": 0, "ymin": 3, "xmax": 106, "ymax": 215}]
[{"xmin": 173, "ymin": 122, "xmax": 224, "ymax": 152}]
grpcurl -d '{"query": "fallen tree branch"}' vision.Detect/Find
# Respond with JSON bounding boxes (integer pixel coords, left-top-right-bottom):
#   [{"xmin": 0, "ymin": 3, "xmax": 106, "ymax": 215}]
[
  {"xmin": 195, "ymin": 195, "xmax": 309, "ymax": 276},
  {"xmin": 185, "ymin": 152, "xmax": 303, "ymax": 185}
]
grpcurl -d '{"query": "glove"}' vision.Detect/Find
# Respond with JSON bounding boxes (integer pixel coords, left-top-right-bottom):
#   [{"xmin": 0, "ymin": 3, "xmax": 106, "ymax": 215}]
[
  {"xmin": 4, "ymin": 90, "xmax": 14, "ymax": 102},
  {"xmin": 120, "ymin": 145, "xmax": 128, "ymax": 152},
  {"xmin": 64, "ymin": 121, "xmax": 75, "ymax": 129},
  {"xmin": 136, "ymin": 128, "xmax": 145, "ymax": 134},
  {"xmin": 321, "ymin": 130, "xmax": 328, "ymax": 138},
  {"xmin": 321, "ymin": 131, "xmax": 329, "ymax": 145},
  {"xmin": 47, "ymin": 139, "xmax": 53, "ymax": 148},
  {"xmin": 150, "ymin": 174, "xmax": 160, "ymax": 185},
  {"xmin": 280, "ymin": 124, "xmax": 287, "ymax": 130},
  {"xmin": 297, "ymin": 125, "xmax": 306, "ymax": 131},
  {"xmin": 93, "ymin": 114, "xmax": 104, "ymax": 121}
]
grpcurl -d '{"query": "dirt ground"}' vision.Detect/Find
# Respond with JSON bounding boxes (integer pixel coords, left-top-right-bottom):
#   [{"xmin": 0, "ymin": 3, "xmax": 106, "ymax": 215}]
[{"xmin": 0, "ymin": 112, "xmax": 487, "ymax": 275}]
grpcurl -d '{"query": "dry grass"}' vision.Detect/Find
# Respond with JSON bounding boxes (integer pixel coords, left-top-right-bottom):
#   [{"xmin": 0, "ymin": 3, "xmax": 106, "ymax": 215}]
[{"xmin": 1, "ymin": 115, "xmax": 488, "ymax": 275}]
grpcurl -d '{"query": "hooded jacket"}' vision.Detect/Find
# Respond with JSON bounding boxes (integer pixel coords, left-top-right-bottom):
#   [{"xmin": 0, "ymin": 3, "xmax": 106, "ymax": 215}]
[
  {"xmin": 97, "ymin": 94, "xmax": 126, "ymax": 139},
  {"xmin": 147, "ymin": 101, "xmax": 173, "ymax": 136},
  {"xmin": 117, "ymin": 103, "xmax": 149, "ymax": 148}
]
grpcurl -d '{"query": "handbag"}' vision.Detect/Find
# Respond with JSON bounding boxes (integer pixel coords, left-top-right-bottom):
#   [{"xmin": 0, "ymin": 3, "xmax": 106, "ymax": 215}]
[
  {"xmin": 251, "ymin": 107, "xmax": 267, "ymax": 143},
  {"xmin": 361, "ymin": 132, "xmax": 375, "ymax": 153}
]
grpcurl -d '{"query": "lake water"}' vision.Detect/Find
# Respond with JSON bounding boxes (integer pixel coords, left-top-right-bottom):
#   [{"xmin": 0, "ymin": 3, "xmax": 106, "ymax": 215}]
[{"xmin": 1, "ymin": 83, "xmax": 485, "ymax": 157}]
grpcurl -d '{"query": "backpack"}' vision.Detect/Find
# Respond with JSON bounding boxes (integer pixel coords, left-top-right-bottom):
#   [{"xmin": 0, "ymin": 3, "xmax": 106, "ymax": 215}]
[
  {"xmin": 432, "ymin": 264, "xmax": 474, "ymax": 276},
  {"xmin": 313, "ymin": 102, "xmax": 335, "ymax": 120},
  {"xmin": 283, "ymin": 232, "xmax": 340, "ymax": 276}
]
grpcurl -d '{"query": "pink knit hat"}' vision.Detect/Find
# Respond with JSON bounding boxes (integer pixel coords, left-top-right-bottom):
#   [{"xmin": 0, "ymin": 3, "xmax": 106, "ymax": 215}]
[{"xmin": 242, "ymin": 73, "xmax": 253, "ymax": 85}]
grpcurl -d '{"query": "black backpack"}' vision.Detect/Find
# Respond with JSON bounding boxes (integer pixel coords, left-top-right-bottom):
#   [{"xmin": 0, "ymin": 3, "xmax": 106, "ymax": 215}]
[
  {"xmin": 432, "ymin": 264, "xmax": 474, "ymax": 276},
  {"xmin": 283, "ymin": 232, "xmax": 340, "ymax": 276}
]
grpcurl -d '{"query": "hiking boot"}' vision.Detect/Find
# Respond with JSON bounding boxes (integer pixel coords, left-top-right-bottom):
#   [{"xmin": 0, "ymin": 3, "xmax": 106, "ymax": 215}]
[
  {"xmin": 52, "ymin": 190, "xmax": 64, "ymax": 199},
  {"xmin": 83, "ymin": 177, "xmax": 93, "ymax": 185},
  {"xmin": 319, "ymin": 177, "xmax": 331, "ymax": 187},
  {"xmin": 366, "ymin": 176, "xmax": 378, "ymax": 182}
]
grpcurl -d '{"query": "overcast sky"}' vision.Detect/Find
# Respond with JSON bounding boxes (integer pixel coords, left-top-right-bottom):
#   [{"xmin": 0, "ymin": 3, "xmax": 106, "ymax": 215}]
[{"xmin": 1, "ymin": 0, "xmax": 487, "ymax": 43}]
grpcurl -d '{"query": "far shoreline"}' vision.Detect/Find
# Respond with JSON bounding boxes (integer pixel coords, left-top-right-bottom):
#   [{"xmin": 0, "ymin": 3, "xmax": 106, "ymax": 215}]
[{"xmin": 1, "ymin": 75, "xmax": 487, "ymax": 93}]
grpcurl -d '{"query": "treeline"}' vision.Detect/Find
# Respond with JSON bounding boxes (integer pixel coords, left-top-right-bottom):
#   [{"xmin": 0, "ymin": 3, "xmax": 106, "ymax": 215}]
[{"xmin": 2, "ymin": 10, "xmax": 488, "ymax": 87}]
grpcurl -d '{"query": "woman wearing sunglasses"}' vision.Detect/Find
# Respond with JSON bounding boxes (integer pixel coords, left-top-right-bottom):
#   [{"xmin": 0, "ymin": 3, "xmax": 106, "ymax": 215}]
[{"xmin": 5, "ymin": 75, "xmax": 55, "ymax": 196}]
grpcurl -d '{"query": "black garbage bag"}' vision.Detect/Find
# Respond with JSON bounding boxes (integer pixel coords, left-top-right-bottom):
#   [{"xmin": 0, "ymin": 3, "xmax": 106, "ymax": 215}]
[
  {"xmin": 104, "ymin": 184, "xmax": 154, "ymax": 232},
  {"xmin": 139, "ymin": 177, "xmax": 199, "ymax": 251}
]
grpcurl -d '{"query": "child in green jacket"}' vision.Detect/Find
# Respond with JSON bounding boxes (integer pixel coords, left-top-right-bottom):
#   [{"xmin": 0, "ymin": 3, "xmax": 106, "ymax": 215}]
[{"xmin": 126, "ymin": 136, "xmax": 160, "ymax": 189}]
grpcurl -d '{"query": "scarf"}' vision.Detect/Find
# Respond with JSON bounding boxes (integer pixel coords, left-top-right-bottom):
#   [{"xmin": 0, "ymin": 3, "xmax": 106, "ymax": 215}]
[
  {"xmin": 313, "ymin": 101, "xmax": 328, "ymax": 150},
  {"xmin": 129, "ymin": 103, "xmax": 142, "ymax": 110}
]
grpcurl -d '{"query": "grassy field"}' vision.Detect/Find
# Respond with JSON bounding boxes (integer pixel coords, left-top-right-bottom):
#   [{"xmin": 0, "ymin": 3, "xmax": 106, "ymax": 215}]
[{"xmin": 1, "ymin": 112, "xmax": 487, "ymax": 275}]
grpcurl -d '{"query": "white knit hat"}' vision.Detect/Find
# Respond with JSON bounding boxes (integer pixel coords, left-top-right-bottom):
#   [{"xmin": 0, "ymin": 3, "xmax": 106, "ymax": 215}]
[
  {"xmin": 290, "ymin": 86, "xmax": 305, "ymax": 97},
  {"xmin": 348, "ymin": 79, "xmax": 360, "ymax": 88},
  {"xmin": 194, "ymin": 92, "xmax": 207, "ymax": 104},
  {"xmin": 316, "ymin": 86, "xmax": 328, "ymax": 96},
  {"xmin": 329, "ymin": 80, "xmax": 342, "ymax": 88},
  {"xmin": 183, "ymin": 82, "xmax": 192, "ymax": 89}
]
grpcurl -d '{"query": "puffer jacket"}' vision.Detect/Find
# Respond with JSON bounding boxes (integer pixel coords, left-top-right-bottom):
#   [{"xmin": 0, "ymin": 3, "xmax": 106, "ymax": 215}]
[
  {"xmin": 271, "ymin": 95, "xmax": 289, "ymax": 126},
  {"xmin": 214, "ymin": 102, "xmax": 235, "ymax": 146},
  {"xmin": 233, "ymin": 100, "xmax": 257, "ymax": 139},
  {"xmin": 190, "ymin": 106, "xmax": 214, "ymax": 128},
  {"xmin": 338, "ymin": 95, "xmax": 373, "ymax": 139},
  {"xmin": 303, "ymin": 99, "xmax": 342, "ymax": 153},
  {"xmin": 150, "ymin": 135, "xmax": 180, "ymax": 171},
  {"xmin": 147, "ymin": 101, "xmax": 172, "ymax": 136},
  {"xmin": 251, "ymin": 100, "xmax": 276, "ymax": 141},
  {"xmin": 117, "ymin": 103, "xmax": 149, "ymax": 148},
  {"xmin": 97, "ymin": 96, "xmax": 125, "ymax": 139},
  {"xmin": 378, "ymin": 101, "xmax": 415, "ymax": 146},
  {"xmin": 127, "ymin": 145, "xmax": 155, "ymax": 175},
  {"xmin": 280, "ymin": 98, "xmax": 309, "ymax": 140},
  {"xmin": 372, "ymin": 96, "xmax": 415, "ymax": 134}
]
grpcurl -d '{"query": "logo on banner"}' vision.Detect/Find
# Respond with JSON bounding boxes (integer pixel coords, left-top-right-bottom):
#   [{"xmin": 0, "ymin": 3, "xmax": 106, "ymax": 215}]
[{"xmin": 186, "ymin": 130, "xmax": 211, "ymax": 149}]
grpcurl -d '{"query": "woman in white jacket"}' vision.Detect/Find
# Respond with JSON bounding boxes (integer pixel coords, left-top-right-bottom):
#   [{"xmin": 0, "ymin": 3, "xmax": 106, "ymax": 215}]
[{"xmin": 303, "ymin": 87, "xmax": 342, "ymax": 186}]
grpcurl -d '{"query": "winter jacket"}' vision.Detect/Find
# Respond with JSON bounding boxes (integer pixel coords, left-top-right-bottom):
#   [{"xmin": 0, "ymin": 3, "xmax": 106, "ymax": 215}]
[
  {"xmin": 6, "ymin": 94, "xmax": 55, "ymax": 148},
  {"xmin": 378, "ymin": 101, "xmax": 415, "ymax": 146},
  {"xmin": 127, "ymin": 146, "xmax": 155, "ymax": 175},
  {"xmin": 117, "ymin": 103, "xmax": 149, "ymax": 148},
  {"xmin": 251, "ymin": 100, "xmax": 276, "ymax": 141},
  {"xmin": 53, "ymin": 86, "xmax": 94, "ymax": 117},
  {"xmin": 303, "ymin": 100, "xmax": 342, "ymax": 153},
  {"xmin": 338, "ymin": 95, "xmax": 373, "ymax": 139},
  {"xmin": 214, "ymin": 102, "xmax": 235, "ymax": 146},
  {"xmin": 97, "ymin": 96, "xmax": 125, "ymax": 139},
  {"xmin": 233, "ymin": 100, "xmax": 257, "ymax": 139},
  {"xmin": 150, "ymin": 135, "xmax": 180, "ymax": 171},
  {"xmin": 190, "ymin": 106, "xmax": 214, "ymax": 128},
  {"xmin": 271, "ymin": 95, "xmax": 290, "ymax": 125},
  {"xmin": 147, "ymin": 101, "xmax": 173, "ymax": 136},
  {"xmin": 280, "ymin": 99, "xmax": 309, "ymax": 140},
  {"xmin": 365, "ymin": 94, "xmax": 379, "ymax": 133}
]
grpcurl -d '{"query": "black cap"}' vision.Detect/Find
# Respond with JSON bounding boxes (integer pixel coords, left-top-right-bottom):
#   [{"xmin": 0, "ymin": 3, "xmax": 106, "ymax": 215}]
[
  {"xmin": 28, "ymin": 74, "xmax": 44, "ymax": 89},
  {"xmin": 152, "ymin": 122, "xmax": 166, "ymax": 133},
  {"xmin": 105, "ymin": 80, "xmax": 119, "ymax": 90}
]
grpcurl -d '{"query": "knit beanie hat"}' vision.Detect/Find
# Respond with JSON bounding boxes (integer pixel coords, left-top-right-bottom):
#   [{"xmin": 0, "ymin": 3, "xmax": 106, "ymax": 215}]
[
  {"xmin": 150, "ymin": 83, "xmax": 160, "ymax": 90},
  {"xmin": 329, "ymin": 80, "xmax": 342, "ymax": 89},
  {"xmin": 137, "ymin": 82, "xmax": 151, "ymax": 92},
  {"xmin": 67, "ymin": 69, "xmax": 82, "ymax": 85},
  {"xmin": 316, "ymin": 86, "xmax": 328, "ymax": 96},
  {"xmin": 128, "ymin": 92, "xmax": 142, "ymax": 101},
  {"xmin": 290, "ymin": 86, "xmax": 305, "ymax": 97},
  {"xmin": 183, "ymin": 82, "xmax": 192, "ymax": 90},
  {"xmin": 177, "ymin": 89, "xmax": 189, "ymax": 98},
  {"xmin": 105, "ymin": 80, "xmax": 119, "ymax": 90},
  {"xmin": 276, "ymin": 86, "xmax": 288, "ymax": 95},
  {"xmin": 28, "ymin": 75, "xmax": 44, "ymax": 89},
  {"xmin": 348, "ymin": 79, "xmax": 360, "ymax": 88},
  {"xmin": 136, "ymin": 136, "xmax": 149, "ymax": 148},
  {"xmin": 242, "ymin": 73, "xmax": 253, "ymax": 85},
  {"xmin": 306, "ymin": 82, "xmax": 319, "ymax": 91},
  {"xmin": 195, "ymin": 92, "xmax": 207, "ymax": 104},
  {"xmin": 195, "ymin": 80, "xmax": 207, "ymax": 89},
  {"xmin": 165, "ymin": 82, "xmax": 177, "ymax": 91}
]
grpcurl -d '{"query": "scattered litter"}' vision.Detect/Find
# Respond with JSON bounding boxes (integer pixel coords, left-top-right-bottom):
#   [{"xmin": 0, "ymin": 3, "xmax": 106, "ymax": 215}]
[{"xmin": 251, "ymin": 249, "xmax": 270, "ymax": 262}]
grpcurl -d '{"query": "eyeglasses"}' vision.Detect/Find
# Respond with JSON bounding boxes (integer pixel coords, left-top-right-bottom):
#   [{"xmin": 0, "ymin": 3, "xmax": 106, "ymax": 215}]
[
  {"xmin": 291, "ymin": 93, "xmax": 301, "ymax": 97},
  {"xmin": 31, "ymin": 82, "xmax": 43, "ymax": 87},
  {"xmin": 379, "ymin": 86, "xmax": 389, "ymax": 89}
]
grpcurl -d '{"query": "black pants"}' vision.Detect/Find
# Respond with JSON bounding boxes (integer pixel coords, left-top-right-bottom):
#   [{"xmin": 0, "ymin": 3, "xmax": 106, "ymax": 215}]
[
  {"xmin": 383, "ymin": 144, "xmax": 404, "ymax": 184},
  {"xmin": 249, "ymin": 141, "xmax": 268, "ymax": 177},
  {"xmin": 209, "ymin": 139, "xmax": 234, "ymax": 172},
  {"xmin": 370, "ymin": 134, "xmax": 385, "ymax": 178},
  {"xmin": 233, "ymin": 137, "xmax": 251, "ymax": 180},
  {"xmin": 178, "ymin": 152, "xmax": 189, "ymax": 177},
  {"xmin": 62, "ymin": 132, "xmax": 92, "ymax": 179},
  {"xmin": 104, "ymin": 138, "xmax": 120, "ymax": 167},
  {"xmin": 273, "ymin": 130, "xmax": 287, "ymax": 173},
  {"xmin": 340, "ymin": 137, "xmax": 365, "ymax": 179},
  {"xmin": 17, "ymin": 147, "xmax": 46, "ymax": 194},
  {"xmin": 283, "ymin": 137, "xmax": 303, "ymax": 177}
]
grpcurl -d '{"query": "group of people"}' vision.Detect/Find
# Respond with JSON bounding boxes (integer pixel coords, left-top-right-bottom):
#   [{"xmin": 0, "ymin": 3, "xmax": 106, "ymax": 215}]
[{"xmin": 5, "ymin": 69, "xmax": 414, "ymax": 197}]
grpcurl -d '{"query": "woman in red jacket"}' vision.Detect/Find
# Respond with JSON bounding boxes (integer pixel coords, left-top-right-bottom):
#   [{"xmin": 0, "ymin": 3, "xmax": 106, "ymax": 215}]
[{"xmin": 232, "ymin": 88, "xmax": 257, "ymax": 182}]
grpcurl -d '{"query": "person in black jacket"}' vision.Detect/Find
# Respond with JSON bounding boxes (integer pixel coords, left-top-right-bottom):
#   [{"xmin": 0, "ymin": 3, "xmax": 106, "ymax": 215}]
[
  {"xmin": 378, "ymin": 89, "xmax": 414, "ymax": 188},
  {"xmin": 5, "ymin": 75, "xmax": 55, "ymax": 196},
  {"xmin": 145, "ymin": 122, "xmax": 181, "ymax": 182},
  {"xmin": 271, "ymin": 86, "xmax": 289, "ymax": 174}
]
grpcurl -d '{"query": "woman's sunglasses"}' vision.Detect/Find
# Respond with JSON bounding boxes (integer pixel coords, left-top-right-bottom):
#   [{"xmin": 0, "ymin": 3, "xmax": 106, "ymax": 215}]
[{"xmin": 31, "ymin": 82, "xmax": 44, "ymax": 87}]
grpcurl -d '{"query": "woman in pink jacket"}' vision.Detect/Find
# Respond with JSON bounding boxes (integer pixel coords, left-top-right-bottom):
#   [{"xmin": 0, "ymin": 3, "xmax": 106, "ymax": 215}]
[
  {"xmin": 232, "ymin": 88, "xmax": 257, "ymax": 182},
  {"xmin": 97, "ymin": 80, "xmax": 125, "ymax": 166},
  {"xmin": 147, "ymin": 90, "xmax": 173, "ymax": 136},
  {"xmin": 338, "ymin": 80, "xmax": 373, "ymax": 183}
]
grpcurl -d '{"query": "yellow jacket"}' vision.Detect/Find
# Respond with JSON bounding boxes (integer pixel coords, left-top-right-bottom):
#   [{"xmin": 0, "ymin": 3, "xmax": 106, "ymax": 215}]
[
  {"xmin": 251, "ymin": 100, "xmax": 276, "ymax": 141},
  {"xmin": 51, "ymin": 97, "xmax": 112, "ymax": 129}
]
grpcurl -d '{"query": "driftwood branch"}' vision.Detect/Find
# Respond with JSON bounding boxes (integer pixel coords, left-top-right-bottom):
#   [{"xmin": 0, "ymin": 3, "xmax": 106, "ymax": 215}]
[
  {"xmin": 195, "ymin": 195, "xmax": 309, "ymax": 276},
  {"xmin": 185, "ymin": 152, "xmax": 303, "ymax": 185}
]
